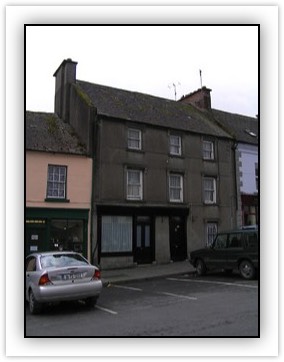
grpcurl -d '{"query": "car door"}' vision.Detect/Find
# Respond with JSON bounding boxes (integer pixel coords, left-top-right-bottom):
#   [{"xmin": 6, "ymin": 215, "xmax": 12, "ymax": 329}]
[
  {"xmin": 205, "ymin": 233, "xmax": 228, "ymax": 269},
  {"xmin": 25, "ymin": 256, "xmax": 37, "ymax": 300},
  {"xmin": 226, "ymin": 232, "xmax": 243, "ymax": 269}
]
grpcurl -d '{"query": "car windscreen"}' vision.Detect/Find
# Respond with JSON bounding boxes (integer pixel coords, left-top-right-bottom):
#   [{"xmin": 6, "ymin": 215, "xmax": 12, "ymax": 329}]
[{"xmin": 40, "ymin": 254, "xmax": 89, "ymax": 268}]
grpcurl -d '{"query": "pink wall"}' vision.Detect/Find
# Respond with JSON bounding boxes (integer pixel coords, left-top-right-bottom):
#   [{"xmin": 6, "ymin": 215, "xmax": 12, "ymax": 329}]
[
  {"xmin": 26, "ymin": 151, "xmax": 92, "ymax": 208},
  {"xmin": 26, "ymin": 151, "xmax": 93, "ymax": 258}
]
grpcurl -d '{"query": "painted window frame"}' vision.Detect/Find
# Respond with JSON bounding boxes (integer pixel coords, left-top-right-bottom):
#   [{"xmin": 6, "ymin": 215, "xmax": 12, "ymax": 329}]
[
  {"xmin": 203, "ymin": 140, "xmax": 215, "ymax": 160},
  {"xmin": 127, "ymin": 169, "xmax": 143, "ymax": 200},
  {"xmin": 128, "ymin": 128, "xmax": 142, "ymax": 150},
  {"xmin": 46, "ymin": 165, "xmax": 67, "ymax": 200},
  {"xmin": 203, "ymin": 177, "xmax": 217, "ymax": 204},
  {"xmin": 169, "ymin": 134, "xmax": 182, "ymax": 156},
  {"xmin": 169, "ymin": 173, "xmax": 184, "ymax": 203}
]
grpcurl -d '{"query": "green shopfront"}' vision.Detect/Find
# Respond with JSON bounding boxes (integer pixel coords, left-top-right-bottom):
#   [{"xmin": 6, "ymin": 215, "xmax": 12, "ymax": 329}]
[{"xmin": 26, "ymin": 208, "xmax": 90, "ymax": 259}]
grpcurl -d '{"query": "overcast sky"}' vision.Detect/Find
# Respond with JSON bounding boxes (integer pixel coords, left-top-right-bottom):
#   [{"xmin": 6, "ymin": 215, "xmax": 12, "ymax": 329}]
[{"xmin": 26, "ymin": 25, "xmax": 258, "ymax": 117}]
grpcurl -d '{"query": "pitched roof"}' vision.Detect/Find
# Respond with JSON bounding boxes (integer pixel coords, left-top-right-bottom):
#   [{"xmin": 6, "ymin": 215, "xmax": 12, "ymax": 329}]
[
  {"xmin": 212, "ymin": 109, "xmax": 258, "ymax": 145},
  {"xmin": 76, "ymin": 80, "xmax": 232, "ymax": 139},
  {"xmin": 26, "ymin": 111, "xmax": 87, "ymax": 155}
]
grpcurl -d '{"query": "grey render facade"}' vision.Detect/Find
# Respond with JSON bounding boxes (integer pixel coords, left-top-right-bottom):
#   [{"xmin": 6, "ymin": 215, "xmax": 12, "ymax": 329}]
[{"xmin": 53, "ymin": 59, "xmax": 242, "ymax": 269}]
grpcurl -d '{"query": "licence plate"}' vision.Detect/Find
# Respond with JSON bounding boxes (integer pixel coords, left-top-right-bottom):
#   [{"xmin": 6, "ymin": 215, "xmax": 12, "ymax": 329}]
[{"xmin": 62, "ymin": 272, "xmax": 86, "ymax": 280}]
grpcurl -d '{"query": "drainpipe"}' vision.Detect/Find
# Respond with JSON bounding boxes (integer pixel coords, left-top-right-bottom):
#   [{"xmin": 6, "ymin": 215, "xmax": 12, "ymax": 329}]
[
  {"xmin": 90, "ymin": 107, "xmax": 98, "ymax": 265},
  {"xmin": 231, "ymin": 140, "xmax": 239, "ymax": 227}
]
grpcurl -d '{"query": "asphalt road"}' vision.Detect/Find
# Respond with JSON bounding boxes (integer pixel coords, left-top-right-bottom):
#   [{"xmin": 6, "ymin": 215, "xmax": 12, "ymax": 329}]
[{"xmin": 25, "ymin": 272, "xmax": 259, "ymax": 337}]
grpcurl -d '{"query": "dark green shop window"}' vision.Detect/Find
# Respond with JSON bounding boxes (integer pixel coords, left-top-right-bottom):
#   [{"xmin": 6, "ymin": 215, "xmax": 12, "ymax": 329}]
[{"xmin": 49, "ymin": 219, "xmax": 84, "ymax": 254}]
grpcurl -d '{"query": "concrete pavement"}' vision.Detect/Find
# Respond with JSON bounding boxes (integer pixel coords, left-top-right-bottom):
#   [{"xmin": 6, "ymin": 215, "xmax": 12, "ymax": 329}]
[{"xmin": 101, "ymin": 260, "xmax": 195, "ymax": 286}]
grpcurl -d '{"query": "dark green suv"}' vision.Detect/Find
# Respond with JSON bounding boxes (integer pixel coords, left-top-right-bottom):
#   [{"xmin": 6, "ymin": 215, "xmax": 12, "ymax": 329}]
[{"xmin": 189, "ymin": 228, "xmax": 259, "ymax": 280}]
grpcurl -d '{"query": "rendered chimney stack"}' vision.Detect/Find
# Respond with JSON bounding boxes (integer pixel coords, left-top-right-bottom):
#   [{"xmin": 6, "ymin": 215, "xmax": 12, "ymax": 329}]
[{"xmin": 53, "ymin": 58, "xmax": 78, "ymax": 122}]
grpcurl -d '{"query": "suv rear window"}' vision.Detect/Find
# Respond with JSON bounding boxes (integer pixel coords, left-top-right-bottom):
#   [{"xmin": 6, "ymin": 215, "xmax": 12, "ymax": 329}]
[
  {"xmin": 228, "ymin": 233, "xmax": 242, "ymax": 248},
  {"xmin": 243, "ymin": 232, "xmax": 258, "ymax": 249}
]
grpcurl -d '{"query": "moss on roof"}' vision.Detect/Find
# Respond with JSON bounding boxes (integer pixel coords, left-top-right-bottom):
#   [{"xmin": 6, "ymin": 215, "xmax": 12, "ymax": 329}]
[
  {"xmin": 26, "ymin": 111, "xmax": 87, "ymax": 155},
  {"xmin": 76, "ymin": 80, "xmax": 232, "ymax": 139}
]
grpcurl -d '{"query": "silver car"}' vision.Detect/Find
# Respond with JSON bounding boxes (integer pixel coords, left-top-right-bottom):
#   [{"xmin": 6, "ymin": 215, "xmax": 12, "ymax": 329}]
[{"xmin": 26, "ymin": 251, "xmax": 103, "ymax": 314}]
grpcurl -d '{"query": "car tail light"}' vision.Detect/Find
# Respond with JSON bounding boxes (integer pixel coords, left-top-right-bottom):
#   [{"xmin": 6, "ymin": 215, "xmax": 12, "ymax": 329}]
[
  {"xmin": 39, "ymin": 273, "xmax": 52, "ymax": 286},
  {"xmin": 92, "ymin": 269, "xmax": 101, "ymax": 280}
]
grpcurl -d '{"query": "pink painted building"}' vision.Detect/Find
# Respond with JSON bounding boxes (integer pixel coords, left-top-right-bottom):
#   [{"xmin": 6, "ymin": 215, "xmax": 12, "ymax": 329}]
[{"xmin": 26, "ymin": 111, "xmax": 93, "ymax": 260}]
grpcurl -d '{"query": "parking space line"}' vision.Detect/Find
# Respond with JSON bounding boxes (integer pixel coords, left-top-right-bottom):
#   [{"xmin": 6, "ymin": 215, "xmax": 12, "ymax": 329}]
[
  {"xmin": 160, "ymin": 292, "xmax": 197, "ymax": 300},
  {"xmin": 167, "ymin": 277, "xmax": 258, "ymax": 289},
  {"xmin": 111, "ymin": 285, "xmax": 143, "ymax": 292},
  {"xmin": 95, "ymin": 305, "xmax": 118, "ymax": 315}
]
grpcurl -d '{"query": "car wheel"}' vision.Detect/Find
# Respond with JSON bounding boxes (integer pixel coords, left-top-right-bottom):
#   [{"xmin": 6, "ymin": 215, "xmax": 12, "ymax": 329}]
[
  {"xmin": 29, "ymin": 290, "xmax": 42, "ymax": 314},
  {"xmin": 195, "ymin": 259, "xmax": 206, "ymax": 276},
  {"xmin": 239, "ymin": 260, "xmax": 255, "ymax": 280},
  {"xmin": 85, "ymin": 297, "xmax": 98, "ymax": 308}
]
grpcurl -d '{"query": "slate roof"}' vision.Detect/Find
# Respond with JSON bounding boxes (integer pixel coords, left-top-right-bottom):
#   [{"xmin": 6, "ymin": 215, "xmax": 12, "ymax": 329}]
[
  {"xmin": 212, "ymin": 109, "xmax": 258, "ymax": 145},
  {"xmin": 76, "ymin": 80, "xmax": 232, "ymax": 139},
  {"xmin": 26, "ymin": 111, "xmax": 87, "ymax": 155}
]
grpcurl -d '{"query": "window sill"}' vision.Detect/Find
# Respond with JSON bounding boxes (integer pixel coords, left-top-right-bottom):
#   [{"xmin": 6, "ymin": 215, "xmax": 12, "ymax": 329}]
[
  {"xmin": 203, "ymin": 158, "xmax": 216, "ymax": 162},
  {"xmin": 169, "ymin": 153, "xmax": 184, "ymax": 159},
  {"xmin": 126, "ymin": 198, "xmax": 144, "ymax": 203},
  {"xmin": 45, "ymin": 198, "xmax": 70, "ymax": 203},
  {"xmin": 127, "ymin": 148, "xmax": 145, "ymax": 154}
]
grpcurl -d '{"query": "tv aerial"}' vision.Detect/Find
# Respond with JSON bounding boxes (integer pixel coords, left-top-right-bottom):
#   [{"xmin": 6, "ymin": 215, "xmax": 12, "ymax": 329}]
[{"xmin": 168, "ymin": 82, "xmax": 181, "ymax": 101}]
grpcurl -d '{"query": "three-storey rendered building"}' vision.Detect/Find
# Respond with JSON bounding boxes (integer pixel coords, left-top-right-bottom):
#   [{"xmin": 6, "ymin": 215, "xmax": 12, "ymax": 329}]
[{"xmin": 52, "ymin": 59, "xmax": 240, "ymax": 269}]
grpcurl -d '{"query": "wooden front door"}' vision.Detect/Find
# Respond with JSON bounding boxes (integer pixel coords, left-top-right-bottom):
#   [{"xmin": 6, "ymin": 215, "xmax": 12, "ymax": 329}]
[{"xmin": 134, "ymin": 217, "xmax": 153, "ymax": 264}]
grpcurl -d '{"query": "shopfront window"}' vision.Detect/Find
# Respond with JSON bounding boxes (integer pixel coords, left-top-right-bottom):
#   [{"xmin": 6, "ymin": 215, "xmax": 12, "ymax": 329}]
[
  {"xmin": 101, "ymin": 216, "xmax": 132, "ymax": 253},
  {"xmin": 50, "ymin": 219, "xmax": 83, "ymax": 253}
]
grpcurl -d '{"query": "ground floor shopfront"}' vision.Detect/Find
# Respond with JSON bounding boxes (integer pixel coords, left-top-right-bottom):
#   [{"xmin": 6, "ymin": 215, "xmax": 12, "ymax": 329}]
[
  {"xmin": 241, "ymin": 194, "xmax": 259, "ymax": 226},
  {"xmin": 25, "ymin": 208, "xmax": 90, "ymax": 259},
  {"xmin": 96, "ymin": 205, "xmax": 189, "ymax": 269}
]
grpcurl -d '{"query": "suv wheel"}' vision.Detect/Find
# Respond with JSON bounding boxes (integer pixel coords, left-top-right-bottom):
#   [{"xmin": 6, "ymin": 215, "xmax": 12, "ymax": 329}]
[
  {"xmin": 196, "ymin": 259, "xmax": 206, "ymax": 276},
  {"xmin": 239, "ymin": 260, "xmax": 255, "ymax": 280}
]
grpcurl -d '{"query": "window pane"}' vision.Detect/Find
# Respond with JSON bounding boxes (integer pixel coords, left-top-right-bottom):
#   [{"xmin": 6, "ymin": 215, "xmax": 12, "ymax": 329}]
[
  {"xmin": 169, "ymin": 174, "xmax": 183, "ymax": 202},
  {"xmin": 170, "ymin": 135, "xmax": 181, "ymax": 155},
  {"xmin": 128, "ymin": 129, "xmax": 141, "ymax": 149},
  {"xmin": 207, "ymin": 223, "xmax": 217, "ymax": 246},
  {"xmin": 228, "ymin": 233, "xmax": 242, "ymax": 248},
  {"xmin": 203, "ymin": 141, "xmax": 214, "ymax": 159},
  {"xmin": 47, "ymin": 165, "xmax": 67, "ymax": 199},
  {"xmin": 145, "ymin": 225, "xmax": 150, "ymax": 247},
  {"xmin": 136, "ymin": 225, "xmax": 142, "ymax": 247},
  {"xmin": 127, "ymin": 170, "xmax": 142, "ymax": 200},
  {"xmin": 101, "ymin": 216, "xmax": 132, "ymax": 252},
  {"xmin": 214, "ymin": 234, "xmax": 227, "ymax": 249},
  {"xmin": 204, "ymin": 177, "xmax": 216, "ymax": 203}
]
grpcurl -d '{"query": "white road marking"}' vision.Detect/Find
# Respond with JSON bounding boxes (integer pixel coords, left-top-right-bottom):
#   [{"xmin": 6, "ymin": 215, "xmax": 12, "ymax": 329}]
[
  {"xmin": 95, "ymin": 305, "xmax": 118, "ymax": 315},
  {"xmin": 167, "ymin": 277, "xmax": 258, "ymax": 289},
  {"xmin": 160, "ymin": 292, "xmax": 197, "ymax": 300},
  {"xmin": 111, "ymin": 285, "xmax": 143, "ymax": 292}
]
